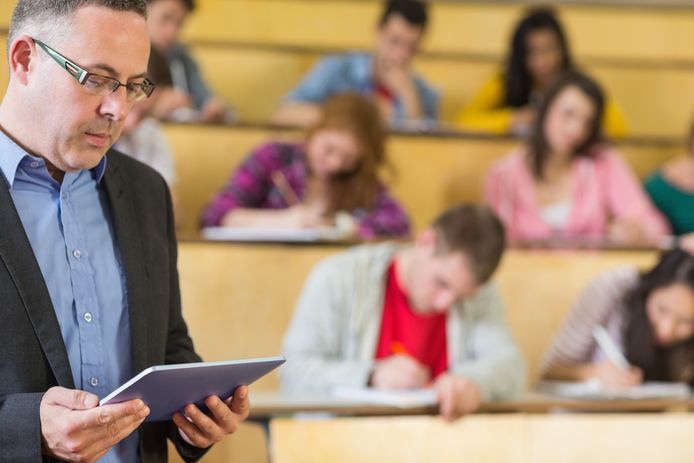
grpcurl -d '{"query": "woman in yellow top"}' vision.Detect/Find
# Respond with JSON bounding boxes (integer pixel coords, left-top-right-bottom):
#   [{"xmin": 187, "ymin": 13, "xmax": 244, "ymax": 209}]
[{"xmin": 457, "ymin": 8, "xmax": 628, "ymax": 138}]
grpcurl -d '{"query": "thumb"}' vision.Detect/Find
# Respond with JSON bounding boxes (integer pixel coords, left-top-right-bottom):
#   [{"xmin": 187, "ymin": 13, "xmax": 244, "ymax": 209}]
[{"xmin": 45, "ymin": 386, "xmax": 99, "ymax": 410}]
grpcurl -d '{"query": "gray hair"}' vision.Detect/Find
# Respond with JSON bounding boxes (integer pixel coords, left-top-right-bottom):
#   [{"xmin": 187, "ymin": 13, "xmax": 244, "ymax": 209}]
[{"xmin": 9, "ymin": 0, "xmax": 147, "ymax": 48}]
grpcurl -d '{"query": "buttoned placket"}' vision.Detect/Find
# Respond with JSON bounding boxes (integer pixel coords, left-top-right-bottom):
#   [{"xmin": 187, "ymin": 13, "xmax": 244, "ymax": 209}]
[{"xmin": 58, "ymin": 172, "xmax": 107, "ymax": 395}]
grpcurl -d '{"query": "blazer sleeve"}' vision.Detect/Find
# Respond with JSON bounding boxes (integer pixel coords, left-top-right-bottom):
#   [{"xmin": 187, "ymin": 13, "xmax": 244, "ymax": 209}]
[
  {"xmin": 162, "ymin": 182, "xmax": 209, "ymax": 462},
  {"xmin": 0, "ymin": 392, "xmax": 44, "ymax": 462}
]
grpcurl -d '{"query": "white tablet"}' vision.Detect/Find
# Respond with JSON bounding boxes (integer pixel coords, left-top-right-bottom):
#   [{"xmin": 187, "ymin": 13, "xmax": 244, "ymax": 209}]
[{"xmin": 100, "ymin": 356, "xmax": 285, "ymax": 422}]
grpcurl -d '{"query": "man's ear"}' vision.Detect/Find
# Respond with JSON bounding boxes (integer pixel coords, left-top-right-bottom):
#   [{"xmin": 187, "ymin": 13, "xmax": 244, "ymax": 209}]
[{"xmin": 9, "ymin": 36, "xmax": 37, "ymax": 86}]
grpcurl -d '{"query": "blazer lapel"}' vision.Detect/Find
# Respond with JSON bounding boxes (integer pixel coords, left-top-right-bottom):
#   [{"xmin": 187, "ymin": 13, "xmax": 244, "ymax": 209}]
[
  {"xmin": 102, "ymin": 154, "xmax": 149, "ymax": 375},
  {"xmin": 0, "ymin": 177, "xmax": 75, "ymax": 388}
]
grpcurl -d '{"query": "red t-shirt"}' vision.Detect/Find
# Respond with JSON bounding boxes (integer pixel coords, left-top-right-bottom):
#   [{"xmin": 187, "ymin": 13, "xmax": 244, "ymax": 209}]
[
  {"xmin": 375, "ymin": 260, "xmax": 448, "ymax": 379},
  {"xmin": 374, "ymin": 81, "xmax": 396, "ymax": 103}
]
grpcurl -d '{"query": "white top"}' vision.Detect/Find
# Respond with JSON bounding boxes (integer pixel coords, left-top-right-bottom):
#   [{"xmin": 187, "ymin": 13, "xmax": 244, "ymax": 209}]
[
  {"xmin": 538, "ymin": 198, "xmax": 572, "ymax": 230},
  {"xmin": 115, "ymin": 118, "xmax": 176, "ymax": 187}
]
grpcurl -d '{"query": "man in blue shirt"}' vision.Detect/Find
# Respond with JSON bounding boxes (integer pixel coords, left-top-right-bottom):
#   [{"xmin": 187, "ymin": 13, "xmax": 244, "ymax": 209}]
[
  {"xmin": 0, "ymin": 1, "xmax": 249, "ymax": 462},
  {"xmin": 273, "ymin": 0, "xmax": 439, "ymax": 128},
  {"xmin": 146, "ymin": 0, "xmax": 233, "ymax": 123}
]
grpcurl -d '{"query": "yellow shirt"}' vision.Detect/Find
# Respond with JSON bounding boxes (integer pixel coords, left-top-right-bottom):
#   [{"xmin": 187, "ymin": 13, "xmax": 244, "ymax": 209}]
[{"xmin": 456, "ymin": 73, "xmax": 629, "ymax": 139}]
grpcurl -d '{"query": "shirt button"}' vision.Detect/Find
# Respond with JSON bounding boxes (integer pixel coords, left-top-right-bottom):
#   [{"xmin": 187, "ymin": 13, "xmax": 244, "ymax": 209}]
[
  {"xmin": 83, "ymin": 312, "xmax": 93, "ymax": 323},
  {"xmin": 30, "ymin": 161, "xmax": 39, "ymax": 168},
  {"xmin": 61, "ymin": 192, "xmax": 68, "ymax": 200},
  {"xmin": 73, "ymin": 249, "xmax": 81, "ymax": 259},
  {"xmin": 90, "ymin": 377, "xmax": 99, "ymax": 387}
]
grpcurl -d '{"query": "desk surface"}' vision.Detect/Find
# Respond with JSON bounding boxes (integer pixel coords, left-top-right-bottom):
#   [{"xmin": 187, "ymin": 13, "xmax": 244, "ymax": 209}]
[{"xmin": 249, "ymin": 391, "xmax": 694, "ymax": 418}]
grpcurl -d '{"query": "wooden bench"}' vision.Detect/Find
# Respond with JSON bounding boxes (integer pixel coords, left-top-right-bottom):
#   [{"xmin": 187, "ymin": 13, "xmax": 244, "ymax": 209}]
[{"xmin": 164, "ymin": 123, "xmax": 681, "ymax": 235}]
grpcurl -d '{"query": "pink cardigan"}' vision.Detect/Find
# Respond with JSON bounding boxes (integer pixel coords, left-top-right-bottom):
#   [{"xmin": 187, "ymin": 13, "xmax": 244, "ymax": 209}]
[{"xmin": 484, "ymin": 146, "xmax": 671, "ymax": 243}]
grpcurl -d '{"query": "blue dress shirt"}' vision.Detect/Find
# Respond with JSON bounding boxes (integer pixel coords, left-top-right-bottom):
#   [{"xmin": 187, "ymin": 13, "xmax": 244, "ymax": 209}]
[
  {"xmin": 0, "ymin": 131, "xmax": 138, "ymax": 462},
  {"xmin": 284, "ymin": 52, "xmax": 440, "ymax": 122}
]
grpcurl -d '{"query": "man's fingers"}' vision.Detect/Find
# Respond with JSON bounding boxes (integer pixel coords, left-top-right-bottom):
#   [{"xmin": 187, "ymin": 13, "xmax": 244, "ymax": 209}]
[
  {"xmin": 229, "ymin": 387, "xmax": 250, "ymax": 419},
  {"xmin": 82, "ymin": 408, "xmax": 149, "ymax": 459},
  {"xmin": 185, "ymin": 404, "xmax": 225, "ymax": 442},
  {"xmin": 45, "ymin": 386, "xmax": 99, "ymax": 410},
  {"xmin": 205, "ymin": 396, "xmax": 236, "ymax": 433},
  {"xmin": 172, "ymin": 412, "xmax": 211, "ymax": 449},
  {"xmin": 71, "ymin": 399, "xmax": 147, "ymax": 433}
]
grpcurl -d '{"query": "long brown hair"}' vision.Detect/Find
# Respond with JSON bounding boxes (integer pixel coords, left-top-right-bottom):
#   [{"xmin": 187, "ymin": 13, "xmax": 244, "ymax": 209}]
[
  {"xmin": 623, "ymin": 249, "xmax": 694, "ymax": 385},
  {"xmin": 527, "ymin": 71, "xmax": 605, "ymax": 180},
  {"xmin": 305, "ymin": 93, "xmax": 389, "ymax": 214}
]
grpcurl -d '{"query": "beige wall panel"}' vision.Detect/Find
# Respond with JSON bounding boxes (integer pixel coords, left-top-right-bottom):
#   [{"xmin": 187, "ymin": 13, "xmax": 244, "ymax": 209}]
[
  {"xmin": 271, "ymin": 415, "xmax": 694, "ymax": 463},
  {"xmin": 272, "ymin": 415, "xmax": 528, "ymax": 463},
  {"xmin": 187, "ymin": 1, "xmax": 694, "ymax": 62}
]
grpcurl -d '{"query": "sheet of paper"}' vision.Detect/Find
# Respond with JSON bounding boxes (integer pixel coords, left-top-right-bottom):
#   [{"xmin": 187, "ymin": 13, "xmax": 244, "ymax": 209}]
[
  {"xmin": 201, "ymin": 226, "xmax": 348, "ymax": 243},
  {"xmin": 536, "ymin": 380, "xmax": 691, "ymax": 400},
  {"xmin": 331, "ymin": 386, "xmax": 438, "ymax": 408}
]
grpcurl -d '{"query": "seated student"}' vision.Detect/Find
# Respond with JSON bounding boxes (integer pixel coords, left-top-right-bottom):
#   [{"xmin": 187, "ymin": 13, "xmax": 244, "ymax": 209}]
[
  {"xmin": 541, "ymin": 249, "xmax": 694, "ymax": 388},
  {"xmin": 201, "ymin": 94, "xmax": 410, "ymax": 239},
  {"xmin": 272, "ymin": 0, "xmax": 438, "ymax": 128},
  {"xmin": 281, "ymin": 204, "xmax": 527, "ymax": 421},
  {"xmin": 146, "ymin": 0, "xmax": 233, "ymax": 123},
  {"xmin": 484, "ymin": 71, "xmax": 669, "ymax": 246},
  {"xmin": 117, "ymin": 46, "xmax": 176, "ymax": 188},
  {"xmin": 457, "ymin": 8, "xmax": 627, "ymax": 138},
  {"xmin": 645, "ymin": 120, "xmax": 694, "ymax": 236}
]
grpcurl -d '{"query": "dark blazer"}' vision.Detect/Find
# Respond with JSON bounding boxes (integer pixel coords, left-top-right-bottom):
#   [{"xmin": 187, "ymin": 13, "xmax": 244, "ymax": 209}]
[{"xmin": 0, "ymin": 150, "xmax": 207, "ymax": 462}]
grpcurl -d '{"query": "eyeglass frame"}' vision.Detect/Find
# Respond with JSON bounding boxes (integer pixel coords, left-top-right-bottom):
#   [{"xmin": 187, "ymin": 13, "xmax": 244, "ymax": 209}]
[{"xmin": 33, "ymin": 38, "xmax": 156, "ymax": 102}]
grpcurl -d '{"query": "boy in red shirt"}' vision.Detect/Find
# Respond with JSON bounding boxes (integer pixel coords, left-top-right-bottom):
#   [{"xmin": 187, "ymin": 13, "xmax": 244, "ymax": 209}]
[{"xmin": 282, "ymin": 204, "xmax": 526, "ymax": 420}]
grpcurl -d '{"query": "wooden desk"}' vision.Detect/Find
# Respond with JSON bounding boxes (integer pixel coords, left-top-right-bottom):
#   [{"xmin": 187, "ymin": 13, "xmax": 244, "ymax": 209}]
[{"xmin": 248, "ymin": 390, "xmax": 694, "ymax": 419}]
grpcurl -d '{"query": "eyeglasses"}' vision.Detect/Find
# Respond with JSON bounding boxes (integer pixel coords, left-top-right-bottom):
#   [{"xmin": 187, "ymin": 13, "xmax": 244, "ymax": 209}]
[{"xmin": 34, "ymin": 39, "xmax": 155, "ymax": 102}]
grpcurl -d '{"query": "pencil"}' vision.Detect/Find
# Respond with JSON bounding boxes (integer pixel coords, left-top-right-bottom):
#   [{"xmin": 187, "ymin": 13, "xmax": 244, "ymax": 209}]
[{"xmin": 271, "ymin": 170, "xmax": 300, "ymax": 206}]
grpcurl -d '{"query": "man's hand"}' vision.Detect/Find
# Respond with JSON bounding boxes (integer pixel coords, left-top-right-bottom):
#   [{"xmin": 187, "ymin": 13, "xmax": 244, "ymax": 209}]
[
  {"xmin": 433, "ymin": 374, "xmax": 482, "ymax": 421},
  {"xmin": 370, "ymin": 354, "xmax": 431, "ymax": 390},
  {"xmin": 40, "ymin": 386, "xmax": 149, "ymax": 463},
  {"xmin": 172, "ymin": 385, "xmax": 250, "ymax": 449},
  {"xmin": 200, "ymin": 98, "xmax": 230, "ymax": 123},
  {"xmin": 374, "ymin": 60, "xmax": 422, "ymax": 120}
]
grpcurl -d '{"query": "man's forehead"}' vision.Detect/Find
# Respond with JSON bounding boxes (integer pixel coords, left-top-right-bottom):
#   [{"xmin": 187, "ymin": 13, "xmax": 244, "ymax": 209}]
[{"xmin": 58, "ymin": 6, "xmax": 150, "ymax": 76}]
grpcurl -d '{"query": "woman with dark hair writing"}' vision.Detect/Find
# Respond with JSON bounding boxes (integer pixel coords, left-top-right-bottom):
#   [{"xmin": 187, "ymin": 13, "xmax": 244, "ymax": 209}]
[{"xmin": 541, "ymin": 249, "xmax": 694, "ymax": 388}]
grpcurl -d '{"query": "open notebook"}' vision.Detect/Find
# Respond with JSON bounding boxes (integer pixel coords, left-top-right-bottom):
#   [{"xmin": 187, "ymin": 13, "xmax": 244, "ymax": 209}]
[
  {"xmin": 201, "ymin": 226, "xmax": 349, "ymax": 243},
  {"xmin": 331, "ymin": 386, "xmax": 438, "ymax": 408},
  {"xmin": 536, "ymin": 380, "xmax": 691, "ymax": 400}
]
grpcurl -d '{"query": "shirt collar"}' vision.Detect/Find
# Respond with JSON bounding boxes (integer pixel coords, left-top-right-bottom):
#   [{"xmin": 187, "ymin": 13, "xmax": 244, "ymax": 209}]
[{"xmin": 0, "ymin": 129, "xmax": 108, "ymax": 186}]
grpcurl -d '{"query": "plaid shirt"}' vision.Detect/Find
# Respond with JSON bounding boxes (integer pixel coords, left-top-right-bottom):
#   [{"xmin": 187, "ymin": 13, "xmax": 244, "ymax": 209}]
[{"xmin": 201, "ymin": 142, "xmax": 410, "ymax": 239}]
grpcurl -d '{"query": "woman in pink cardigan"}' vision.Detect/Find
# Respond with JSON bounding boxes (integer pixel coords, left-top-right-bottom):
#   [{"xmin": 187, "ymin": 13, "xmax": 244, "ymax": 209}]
[{"xmin": 484, "ymin": 71, "xmax": 670, "ymax": 246}]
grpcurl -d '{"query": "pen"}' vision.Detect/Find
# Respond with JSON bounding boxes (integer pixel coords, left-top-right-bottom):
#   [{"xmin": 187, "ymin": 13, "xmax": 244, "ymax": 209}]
[{"xmin": 592, "ymin": 325, "xmax": 631, "ymax": 371}]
